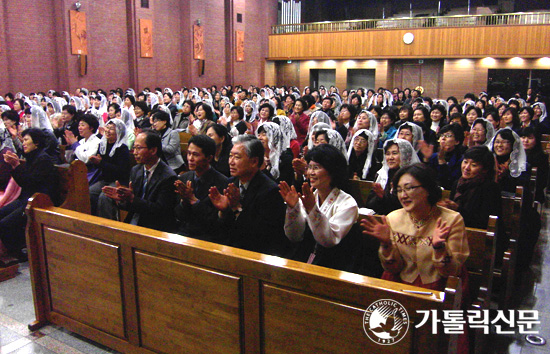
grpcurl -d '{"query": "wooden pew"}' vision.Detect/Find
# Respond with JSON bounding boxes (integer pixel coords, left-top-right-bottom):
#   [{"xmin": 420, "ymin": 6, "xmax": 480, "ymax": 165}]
[
  {"xmin": 26, "ymin": 193, "xmax": 462, "ymax": 354},
  {"xmin": 56, "ymin": 160, "xmax": 91, "ymax": 214},
  {"xmin": 347, "ymin": 179, "xmax": 374, "ymax": 207},
  {"xmin": 0, "ymin": 160, "xmax": 90, "ymax": 283},
  {"xmin": 493, "ymin": 186, "xmax": 524, "ymax": 310}
]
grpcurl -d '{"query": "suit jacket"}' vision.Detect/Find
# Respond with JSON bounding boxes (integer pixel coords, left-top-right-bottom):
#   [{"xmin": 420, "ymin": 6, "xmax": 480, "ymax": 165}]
[
  {"xmin": 122, "ymin": 160, "xmax": 178, "ymax": 232},
  {"xmin": 221, "ymin": 171, "xmax": 291, "ymax": 257},
  {"xmin": 174, "ymin": 167, "xmax": 229, "ymax": 242},
  {"xmin": 160, "ymin": 128, "xmax": 184, "ymax": 170}
]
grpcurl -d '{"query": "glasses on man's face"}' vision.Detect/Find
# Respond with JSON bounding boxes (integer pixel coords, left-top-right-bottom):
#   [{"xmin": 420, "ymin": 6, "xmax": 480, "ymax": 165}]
[
  {"xmin": 133, "ymin": 145, "xmax": 148, "ymax": 151},
  {"xmin": 395, "ymin": 184, "xmax": 423, "ymax": 195},
  {"xmin": 440, "ymin": 133, "xmax": 455, "ymax": 139}
]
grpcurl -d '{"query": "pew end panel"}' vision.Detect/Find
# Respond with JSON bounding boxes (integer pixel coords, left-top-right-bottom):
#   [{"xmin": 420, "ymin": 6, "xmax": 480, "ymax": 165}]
[
  {"xmin": 56, "ymin": 160, "xmax": 91, "ymax": 214},
  {"xmin": 26, "ymin": 194, "xmax": 462, "ymax": 354},
  {"xmin": 347, "ymin": 179, "xmax": 374, "ymax": 207}
]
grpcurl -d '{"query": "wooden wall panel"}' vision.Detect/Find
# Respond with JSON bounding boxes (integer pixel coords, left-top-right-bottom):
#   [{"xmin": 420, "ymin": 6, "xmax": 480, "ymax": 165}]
[
  {"xmin": 269, "ymin": 25, "xmax": 550, "ymax": 60},
  {"xmin": 135, "ymin": 251, "xmax": 242, "ymax": 354},
  {"xmin": 262, "ymin": 284, "xmax": 412, "ymax": 353},
  {"xmin": 44, "ymin": 228, "xmax": 124, "ymax": 339}
]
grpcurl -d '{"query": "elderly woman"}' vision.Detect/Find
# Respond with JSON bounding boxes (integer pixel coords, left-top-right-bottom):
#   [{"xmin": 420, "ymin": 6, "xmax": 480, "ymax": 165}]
[
  {"xmin": 151, "ymin": 109, "xmax": 185, "ymax": 173},
  {"xmin": 396, "ymin": 121, "xmax": 424, "ymax": 153},
  {"xmin": 347, "ymin": 129, "xmax": 377, "ymax": 180},
  {"xmin": 469, "ymin": 118, "xmax": 495, "ymax": 147},
  {"xmin": 89, "ymin": 119, "xmax": 131, "ymax": 216},
  {"xmin": 0, "ymin": 128, "xmax": 58, "ymax": 262},
  {"xmin": 361, "ymin": 163, "xmax": 469, "ymax": 291},
  {"xmin": 364, "ymin": 139, "xmax": 419, "ymax": 214},
  {"xmin": 280, "ymin": 144, "xmax": 359, "ymax": 272},
  {"xmin": 257, "ymin": 122, "xmax": 294, "ymax": 185},
  {"xmin": 425, "ymin": 124, "xmax": 466, "ymax": 190}
]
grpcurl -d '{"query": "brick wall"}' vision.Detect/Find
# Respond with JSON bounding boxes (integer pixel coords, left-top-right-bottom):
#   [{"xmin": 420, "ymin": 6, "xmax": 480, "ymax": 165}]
[{"xmin": 0, "ymin": 0, "xmax": 277, "ymax": 94}]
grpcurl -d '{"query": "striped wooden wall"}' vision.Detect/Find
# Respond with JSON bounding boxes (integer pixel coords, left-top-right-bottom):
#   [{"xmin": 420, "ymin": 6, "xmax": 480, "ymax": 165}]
[{"xmin": 269, "ymin": 25, "xmax": 550, "ymax": 60}]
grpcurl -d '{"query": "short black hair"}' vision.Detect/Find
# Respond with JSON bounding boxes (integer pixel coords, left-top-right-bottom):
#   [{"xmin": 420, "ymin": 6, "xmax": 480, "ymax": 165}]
[
  {"xmin": 439, "ymin": 123, "xmax": 464, "ymax": 145},
  {"xmin": 80, "ymin": 114, "xmax": 100, "ymax": 133},
  {"xmin": 195, "ymin": 102, "xmax": 214, "ymax": 121},
  {"xmin": 1, "ymin": 110, "xmax": 20, "ymax": 124},
  {"xmin": 108, "ymin": 103, "xmax": 121, "ymax": 114},
  {"xmin": 189, "ymin": 134, "xmax": 216, "ymax": 159},
  {"xmin": 62, "ymin": 104, "xmax": 76, "ymax": 116},
  {"xmin": 305, "ymin": 144, "xmax": 348, "ymax": 190},
  {"xmin": 134, "ymin": 100, "xmax": 149, "ymax": 115},
  {"xmin": 463, "ymin": 146, "xmax": 496, "ymax": 180},
  {"xmin": 152, "ymin": 110, "xmax": 171, "ymax": 128},
  {"xmin": 140, "ymin": 129, "xmax": 163, "ymax": 158},
  {"xmin": 258, "ymin": 103, "xmax": 274, "ymax": 118},
  {"xmin": 21, "ymin": 128, "xmax": 46, "ymax": 149},
  {"xmin": 124, "ymin": 94, "xmax": 136, "ymax": 106},
  {"xmin": 392, "ymin": 163, "xmax": 442, "ymax": 206},
  {"xmin": 230, "ymin": 105, "xmax": 244, "ymax": 120}
]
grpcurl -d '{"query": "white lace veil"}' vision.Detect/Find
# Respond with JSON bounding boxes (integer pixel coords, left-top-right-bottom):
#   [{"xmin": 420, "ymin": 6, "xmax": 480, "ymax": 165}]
[
  {"xmin": 31, "ymin": 106, "xmax": 53, "ymax": 131},
  {"xmin": 256, "ymin": 122, "xmax": 283, "ymax": 180},
  {"xmin": 396, "ymin": 122, "xmax": 424, "ymax": 152},
  {"xmin": 275, "ymin": 115, "xmax": 297, "ymax": 150},
  {"xmin": 243, "ymin": 100, "xmax": 258, "ymax": 122},
  {"xmin": 346, "ymin": 129, "xmax": 376, "ymax": 179},
  {"xmin": 533, "ymin": 102, "xmax": 547, "ymax": 122},
  {"xmin": 120, "ymin": 108, "xmax": 136, "ymax": 132},
  {"xmin": 355, "ymin": 109, "xmax": 379, "ymax": 137},
  {"xmin": 325, "ymin": 129, "xmax": 347, "ymax": 158},
  {"xmin": 489, "ymin": 127, "xmax": 527, "ymax": 178},
  {"xmin": 471, "ymin": 118, "xmax": 496, "ymax": 147},
  {"xmin": 307, "ymin": 122, "xmax": 332, "ymax": 150},
  {"xmin": 375, "ymin": 138, "xmax": 420, "ymax": 189},
  {"xmin": 99, "ymin": 118, "xmax": 128, "ymax": 157},
  {"xmin": 147, "ymin": 93, "xmax": 158, "ymax": 109}
]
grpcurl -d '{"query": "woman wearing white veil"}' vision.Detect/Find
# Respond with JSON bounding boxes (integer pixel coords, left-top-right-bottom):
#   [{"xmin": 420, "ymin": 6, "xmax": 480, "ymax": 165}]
[
  {"xmin": 396, "ymin": 121, "xmax": 424, "ymax": 153},
  {"xmin": 30, "ymin": 106, "xmax": 61, "ymax": 163},
  {"xmin": 353, "ymin": 109, "xmax": 379, "ymax": 139},
  {"xmin": 256, "ymin": 122, "xmax": 294, "ymax": 185},
  {"xmin": 347, "ymin": 129, "xmax": 377, "ymax": 180},
  {"xmin": 307, "ymin": 122, "xmax": 332, "ymax": 151},
  {"xmin": 273, "ymin": 115, "xmax": 300, "ymax": 158},
  {"xmin": 243, "ymin": 100, "xmax": 258, "ymax": 123},
  {"xmin": 306, "ymin": 111, "xmax": 332, "ymax": 150},
  {"xmin": 489, "ymin": 127, "xmax": 528, "ymax": 195},
  {"xmin": 147, "ymin": 92, "xmax": 159, "ymax": 110},
  {"xmin": 91, "ymin": 118, "xmax": 131, "ymax": 217},
  {"xmin": 363, "ymin": 138, "xmax": 420, "ymax": 214},
  {"xmin": 469, "ymin": 118, "xmax": 495, "ymax": 147},
  {"xmin": 120, "ymin": 108, "xmax": 136, "ymax": 149},
  {"xmin": 325, "ymin": 129, "xmax": 347, "ymax": 158}
]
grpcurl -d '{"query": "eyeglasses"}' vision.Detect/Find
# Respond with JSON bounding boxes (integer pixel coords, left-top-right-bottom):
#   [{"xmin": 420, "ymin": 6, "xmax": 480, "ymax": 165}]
[
  {"xmin": 440, "ymin": 133, "xmax": 455, "ymax": 139},
  {"xmin": 133, "ymin": 145, "xmax": 148, "ymax": 150},
  {"xmin": 307, "ymin": 164, "xmax": 323, "ymax": 172},
  {"xmin": 395, "ymin": 185, "xmax": 423, "ymax": 195},
  {"xmin": 494, "ymin": 139, "xmax": 511, "ymax": 146}
]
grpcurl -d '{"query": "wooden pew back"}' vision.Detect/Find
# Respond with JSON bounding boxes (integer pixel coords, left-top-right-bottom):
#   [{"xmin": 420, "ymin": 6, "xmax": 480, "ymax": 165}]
[
  {"xmin": 347, "ymin": 179, "xmax": 374, "ymax": 207},
  {"xmin": 55, "ymin": 160, "xmax": 91, "ymax": 214},
  {"xmin": 26, "ymin": 194, "xmax": 461, "ymax": 354}
]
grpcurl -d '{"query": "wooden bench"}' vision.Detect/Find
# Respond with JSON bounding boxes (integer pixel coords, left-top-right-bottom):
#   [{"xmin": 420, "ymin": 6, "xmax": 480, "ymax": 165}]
[
  {"xmin": 25, "ymin": 193, "xmax": 462, "ymax": 354},
  {"xmin": 0, "ymin": 160, "xmax": 90, "ymax": 283},
  {"xmin": 347, "ymin": 179, "xmax": 374, "ymax": 207},
  {"xmin": 493, "ymin": 186, "xmax": 524, "ymax": 310}
]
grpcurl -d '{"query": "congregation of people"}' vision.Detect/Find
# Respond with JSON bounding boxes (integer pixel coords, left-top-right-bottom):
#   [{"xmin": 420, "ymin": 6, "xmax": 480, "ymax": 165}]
[{"xmin": 0, "ymin": 84, "xmax": 548, "ymax": 297}]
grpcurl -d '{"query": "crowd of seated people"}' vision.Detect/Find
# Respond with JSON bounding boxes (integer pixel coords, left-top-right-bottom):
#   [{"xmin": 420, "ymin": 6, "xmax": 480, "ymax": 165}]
[{"xmin": 0, "ymin": 85, "xmax": 548, "ymax": 301}]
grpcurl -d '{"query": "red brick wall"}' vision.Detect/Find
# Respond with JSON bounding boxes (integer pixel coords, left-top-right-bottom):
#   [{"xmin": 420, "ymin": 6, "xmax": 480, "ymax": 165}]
[{"xmin": 0, "ymin": 0, "xmax": 278, "ymax": 94}]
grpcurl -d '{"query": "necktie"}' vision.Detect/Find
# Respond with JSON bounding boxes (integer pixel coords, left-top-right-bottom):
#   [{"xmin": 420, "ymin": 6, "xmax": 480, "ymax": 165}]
[
  {"xmin": 239, "ymin": 184, "xmax": 246, "ymax": 202},
  {"xmin": 142, "ymin": 170, "xmax": 151, "ymax": 198}
]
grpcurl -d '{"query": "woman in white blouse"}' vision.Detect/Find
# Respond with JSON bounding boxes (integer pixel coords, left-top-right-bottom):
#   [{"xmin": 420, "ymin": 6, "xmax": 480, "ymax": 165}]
[{"xmin": 279, "ymin": 144, "xmax": 360, "ymax": 272}]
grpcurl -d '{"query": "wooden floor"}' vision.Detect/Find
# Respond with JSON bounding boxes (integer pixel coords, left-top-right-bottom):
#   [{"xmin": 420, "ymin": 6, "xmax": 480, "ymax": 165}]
[{"xmin": 0, "ymin": 206, "xmax": 550, "ymax": 353}]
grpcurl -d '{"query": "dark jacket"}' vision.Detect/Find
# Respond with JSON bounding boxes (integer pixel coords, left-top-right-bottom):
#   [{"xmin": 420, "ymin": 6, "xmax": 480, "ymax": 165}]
[
  {"xmin": 13, "ymin": 148, "xmax": 58, "ymax": 203},
  {"xmin": 175, "ymin": 168, "xmax": 229, "ymax": 242},
  {"xmin": 221, "ymin": 171, "xmax": 290, "ymax": 257},
  {"xmin": 427, "ymin": 145, "xmax": 466, "ymax": 190},
  {"xmin": 121, "ymin": 159, "xmax": 177, "ymax": 232},
  {"xmin": 451, "ymin": 178, "xmax": 501, "ymax": 229},
  {"xmin": 98, "ymin": 143, "xmax": 131, "ymax": 184}
]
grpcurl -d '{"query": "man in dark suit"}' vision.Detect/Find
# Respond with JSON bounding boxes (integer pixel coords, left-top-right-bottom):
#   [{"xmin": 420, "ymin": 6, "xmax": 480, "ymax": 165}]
[
  {"xmin": 208, "ymin": 135, "xmax": 290, "ymax": 257},
  {"xmin": 102, "ymin": 130, "xmax": 177, "ymax": 232},
  {"xmin": 174, "ymin": 134, "xmax": 228, "ymax": 242}
]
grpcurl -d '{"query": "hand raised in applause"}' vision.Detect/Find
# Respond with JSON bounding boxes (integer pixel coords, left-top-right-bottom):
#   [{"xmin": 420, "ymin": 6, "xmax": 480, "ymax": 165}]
[
  {"xmin": 174, "ymin": 180, "xmax": 198, "ymax": 204},
  {"xmin": 360, "ymin": 215, "xmax": 391, "ymax": 245},
  {"xmin": 300, "ymin": 182, "xmax": 316, "ymax": 214},
  {"xmin": 64, "ymin": 130, "xmax": 78, "ymax": 145},
  {"xmin": 372, "ymin": 182, "xmax": 384, "ymax": 199},
  {"xmin": 3, "ymin": 150, "xmax": 20, "ymax": 168},
  {"xmin": 432, "ymin": 217, "xmax": 450, "ymax": 248},
  {"xmin": 88, "ymin": 154, "xmax": 102, "ymax": 165},
  {"xmin": 279, "ymin": 181, "xmax": 299, "ymax": 209}
]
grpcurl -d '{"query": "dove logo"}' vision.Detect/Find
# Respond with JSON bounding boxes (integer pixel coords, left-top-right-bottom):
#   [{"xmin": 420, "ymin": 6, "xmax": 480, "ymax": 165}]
[{"xmin": 363, "ymin": 299, "xmax": 409, "ymax": 345}]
